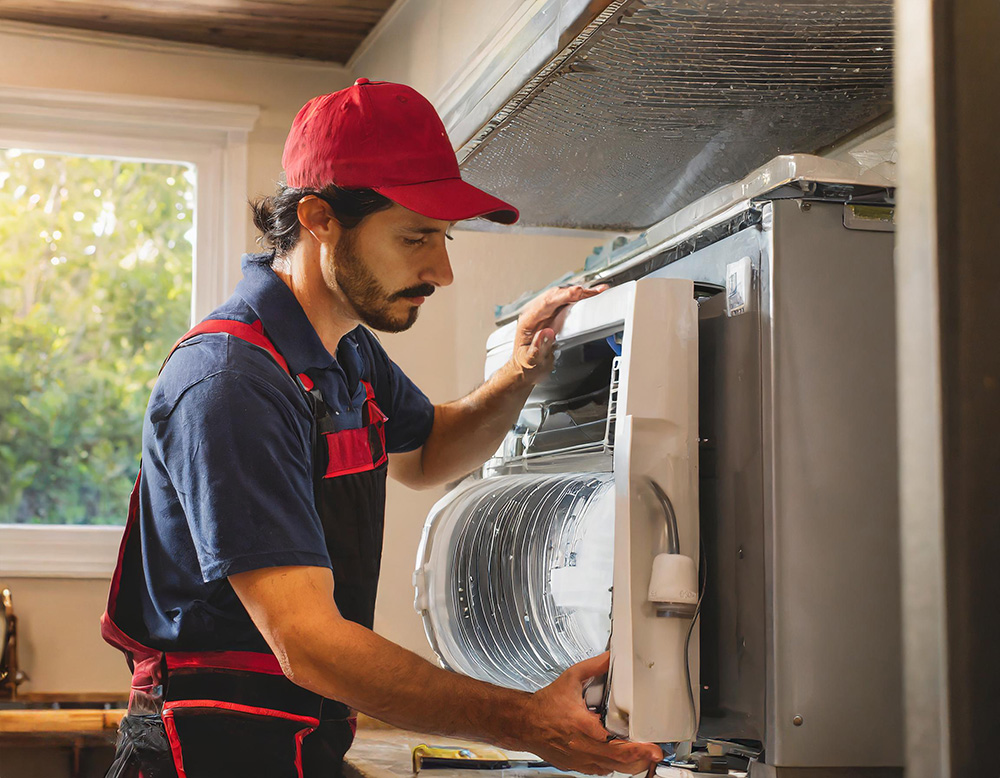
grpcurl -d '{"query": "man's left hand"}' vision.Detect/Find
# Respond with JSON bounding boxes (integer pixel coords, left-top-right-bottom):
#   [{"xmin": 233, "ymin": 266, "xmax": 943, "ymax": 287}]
[{"xmin": 510, "ymin": 284, "xmax": 608, "ymax": 385}]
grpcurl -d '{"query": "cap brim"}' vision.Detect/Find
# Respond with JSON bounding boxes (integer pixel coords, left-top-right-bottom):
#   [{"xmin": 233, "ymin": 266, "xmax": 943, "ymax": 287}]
[{"xmin": 375, "ymin": 178, "xmax": 519, "ymax": 225}]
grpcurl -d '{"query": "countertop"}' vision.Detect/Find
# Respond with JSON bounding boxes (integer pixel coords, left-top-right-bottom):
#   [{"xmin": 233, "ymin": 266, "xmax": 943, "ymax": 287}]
[
  {"xmin": 344, "ymin": 724, "xmax": 590, "ymax": 778},
  {"xmin": 343, "ymin": 725, "xmax": 743, "ymax": 778}
]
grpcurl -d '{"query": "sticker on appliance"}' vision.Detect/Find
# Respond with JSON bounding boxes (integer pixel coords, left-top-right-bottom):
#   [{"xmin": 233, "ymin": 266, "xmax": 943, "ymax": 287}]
[{"xmin": 726, "ymin": 256, "xmax": 752, "ymax": 317}]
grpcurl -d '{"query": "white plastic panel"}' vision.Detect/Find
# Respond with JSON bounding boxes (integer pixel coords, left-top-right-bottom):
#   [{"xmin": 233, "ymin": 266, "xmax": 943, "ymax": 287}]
[
  {"xmin": 485, "ymin": 281, "xmax": 636, "ymax": 380},
  {"xmin": 606, "ymin": 278, "xmax": 700, "ymax": 743}
]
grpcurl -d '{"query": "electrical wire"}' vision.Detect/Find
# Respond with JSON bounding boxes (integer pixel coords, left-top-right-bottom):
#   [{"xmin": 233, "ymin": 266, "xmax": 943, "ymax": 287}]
[{"xmin": 683, "ymin": 534, "xmax": 708, "ymax": 738}]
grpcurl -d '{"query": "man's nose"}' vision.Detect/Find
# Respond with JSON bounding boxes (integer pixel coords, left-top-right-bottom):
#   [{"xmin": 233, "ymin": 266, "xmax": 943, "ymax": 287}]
[{"xmin": 422, "ymin": 244, "xmax": 454, "ymax": 288}]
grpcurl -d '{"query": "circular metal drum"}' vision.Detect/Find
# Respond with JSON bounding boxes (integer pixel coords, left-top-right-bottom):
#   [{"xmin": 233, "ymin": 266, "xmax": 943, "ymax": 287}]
[{"xmin": 414, "ymin": 473, "xmax": 614, "ymax": 692}]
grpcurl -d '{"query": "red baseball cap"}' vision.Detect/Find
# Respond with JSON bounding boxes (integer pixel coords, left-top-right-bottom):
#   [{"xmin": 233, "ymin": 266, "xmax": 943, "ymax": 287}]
[{"xmin": 282, "ymin": 78, "xmax": 518, "ymax": 225}]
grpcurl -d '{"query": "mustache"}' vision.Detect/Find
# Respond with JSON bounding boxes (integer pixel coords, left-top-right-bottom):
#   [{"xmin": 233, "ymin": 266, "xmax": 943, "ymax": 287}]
[{"xmin": 390, "ymin": 284, "xmax": 436, "ymax": 301}]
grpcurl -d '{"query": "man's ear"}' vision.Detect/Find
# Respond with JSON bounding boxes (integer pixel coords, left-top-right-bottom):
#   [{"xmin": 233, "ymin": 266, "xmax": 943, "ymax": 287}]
[{"xmin": 296, "ymin": 195, "xmax": 342, "ymax": 244}]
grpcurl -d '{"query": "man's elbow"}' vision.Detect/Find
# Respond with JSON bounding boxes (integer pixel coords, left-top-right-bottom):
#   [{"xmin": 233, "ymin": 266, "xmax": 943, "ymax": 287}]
[
  {"xmin": 388, "ymin": 450, "xmax": 436, "ymax": 490},
  {"xmin": 279, "ymin": 651, "xmax": 320, "ymax": 693},
  {"xmin": 270, "ymin": 626, "xmax": 342, "ymax": 699},
  {"xmin": 395, "ymin": 472, "xmax": 441, "ymax": 491}
]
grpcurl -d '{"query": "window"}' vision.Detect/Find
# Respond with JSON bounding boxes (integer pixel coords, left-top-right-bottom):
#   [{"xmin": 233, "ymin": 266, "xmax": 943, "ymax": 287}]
[
  {"xmin": 0, "ymin": 85, "xmax": 258, "ymax": 576},
  {"xmin": 1, "ymin": 150, "xmax": 195, "ymax": 526}
]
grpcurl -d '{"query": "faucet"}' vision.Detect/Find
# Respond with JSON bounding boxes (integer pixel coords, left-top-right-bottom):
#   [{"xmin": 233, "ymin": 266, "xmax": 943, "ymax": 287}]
[{"xmin": 1, "ymin": 587, "xmax": 28, "ymax": 699}]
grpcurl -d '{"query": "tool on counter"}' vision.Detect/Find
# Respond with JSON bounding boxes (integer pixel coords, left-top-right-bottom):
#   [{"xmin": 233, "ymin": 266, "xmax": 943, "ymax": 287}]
[{"xmin": 411, "ymin": 744, "xmax": 549, "ymax": 772}]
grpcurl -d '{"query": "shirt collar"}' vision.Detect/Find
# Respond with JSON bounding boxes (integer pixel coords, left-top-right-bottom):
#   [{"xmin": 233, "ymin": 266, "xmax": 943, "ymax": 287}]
[{"xmin": 235, "ymin": 253, "xmax": 335, "ymax": 375}]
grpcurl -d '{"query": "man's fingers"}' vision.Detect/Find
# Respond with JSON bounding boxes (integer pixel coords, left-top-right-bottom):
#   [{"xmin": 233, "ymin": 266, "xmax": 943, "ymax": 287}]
[
  {"xmin": 568, "ymin": 651, "xmax": 611, "ymax": 686},
  {"xmin": 596, "ymin": 740, "xmax": 663, "ymax": 774},
  {"xmin": 523, "ymin": 327, "xmax": 556, "ymax": 369},
  {"xmin": 574, "ymin": 737, "xmax": 663, "ymax": 775},
  {"xmin": 572, "ymin": 708, "xmax": 612, "ymax": 742},
  {"xmin": 518, "ymin": 284, "xmax": 607, "ymax": 332}
]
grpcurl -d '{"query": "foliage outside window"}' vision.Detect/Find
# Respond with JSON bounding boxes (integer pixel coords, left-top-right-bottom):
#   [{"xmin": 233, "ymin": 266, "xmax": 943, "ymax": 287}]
[{"xmin": 0, "ymin": 149, "xmax": 194, "ymax": 525}]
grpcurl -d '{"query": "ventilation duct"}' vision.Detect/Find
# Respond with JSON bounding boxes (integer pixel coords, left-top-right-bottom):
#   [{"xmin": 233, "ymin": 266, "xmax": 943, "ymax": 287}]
[{"xmin": 458, "ymin": 0, "xmax": 893, "ymax": 231}]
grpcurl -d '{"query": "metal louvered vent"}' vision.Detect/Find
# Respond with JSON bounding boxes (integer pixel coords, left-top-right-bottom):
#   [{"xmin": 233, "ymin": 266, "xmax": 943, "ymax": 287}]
[{"xmin": 459, "ymin": 0, "xmax": 893, "ymax": 231}]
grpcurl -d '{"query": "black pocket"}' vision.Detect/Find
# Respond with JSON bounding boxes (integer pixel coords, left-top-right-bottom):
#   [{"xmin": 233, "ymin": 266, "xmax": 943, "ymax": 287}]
[
  {"xmin": 105, "ymin": 714, "xmax": 177, "ymax": 778},
  {"xmin": 163, "ymin": 704, "xmax": 316, "ymax": 778}
]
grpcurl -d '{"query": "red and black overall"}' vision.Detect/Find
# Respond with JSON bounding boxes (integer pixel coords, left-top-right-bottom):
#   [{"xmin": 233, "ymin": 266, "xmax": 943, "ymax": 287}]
[{"xmin": 102, "ymin": 319, "xmax": 388, "ymax": 778}]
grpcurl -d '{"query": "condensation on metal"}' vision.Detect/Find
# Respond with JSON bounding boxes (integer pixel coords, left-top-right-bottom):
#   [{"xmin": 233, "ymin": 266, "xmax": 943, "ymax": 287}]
[{"xmin": 460, "ymin": 0, "xmax": 893, "ymax": 231}]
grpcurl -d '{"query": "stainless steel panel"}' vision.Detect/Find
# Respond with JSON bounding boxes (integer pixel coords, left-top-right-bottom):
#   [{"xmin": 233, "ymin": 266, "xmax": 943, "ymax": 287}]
[
  {"xmin": 764, "ymin": 199, "xmax": 901, "ymax": 766},
  {"xmin": 647, "ymin": 219, "xmax": 770, "ymax": 741},
  {"xmin": 696, "ymin": 282, "xmax": 767, "ymax": 741},
  {"xmin": 460, "ymin": 0, "xmax": 893, "ymax": 230}
]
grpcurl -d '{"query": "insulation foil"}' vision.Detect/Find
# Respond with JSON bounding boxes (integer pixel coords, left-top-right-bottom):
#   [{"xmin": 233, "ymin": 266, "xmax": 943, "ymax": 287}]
[{"xmin": 460, "ymin": 0, "xmax": 893, "ymax": 230}]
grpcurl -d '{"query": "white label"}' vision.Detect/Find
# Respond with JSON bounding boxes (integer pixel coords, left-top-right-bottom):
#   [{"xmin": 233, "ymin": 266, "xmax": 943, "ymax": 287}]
[{"xmin": 726, "ymin": 255, "xmax": 752, "ymax": 317}]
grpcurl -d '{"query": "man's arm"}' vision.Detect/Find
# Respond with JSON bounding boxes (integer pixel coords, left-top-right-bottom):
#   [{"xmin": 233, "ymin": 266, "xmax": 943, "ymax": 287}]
[
  {"xmin": 389, "ymin": 285, "xmax": 606, "ymax": 489},
  {"xmin": 229, "ymin": 564, "xmax": 661, "ymax": 775}
]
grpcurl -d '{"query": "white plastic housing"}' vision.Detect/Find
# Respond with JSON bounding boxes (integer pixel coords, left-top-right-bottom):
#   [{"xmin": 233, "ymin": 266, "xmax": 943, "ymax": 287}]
[
  {"xmin": 605, "ymin": 279, "xmax": 700, "ymax": 743},
  {"xmin": 414, "ymin": 278, "xmax": 699, "ymax": 744},
  {"xmin": 648, "ymin": 553, "xmax": 699, "ymax": 612}
]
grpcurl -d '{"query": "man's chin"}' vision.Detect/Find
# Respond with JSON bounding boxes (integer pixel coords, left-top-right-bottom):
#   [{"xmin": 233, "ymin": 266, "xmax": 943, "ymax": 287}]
[{"xmin": 360, "ymin": 305, "xmax": 419, "ymax": 334}]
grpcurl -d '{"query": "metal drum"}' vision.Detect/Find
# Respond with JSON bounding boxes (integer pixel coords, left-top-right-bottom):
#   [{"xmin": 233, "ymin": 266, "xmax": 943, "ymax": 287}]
[{"xmin": 415, "ymin": 473, "xmax": 614, "ymax": 691}]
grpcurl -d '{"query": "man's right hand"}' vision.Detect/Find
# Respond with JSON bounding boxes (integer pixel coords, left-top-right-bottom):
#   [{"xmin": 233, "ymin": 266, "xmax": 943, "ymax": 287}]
[{"xmin": 516, "ymin": 652, "xmax": 663, "ymax": 775}]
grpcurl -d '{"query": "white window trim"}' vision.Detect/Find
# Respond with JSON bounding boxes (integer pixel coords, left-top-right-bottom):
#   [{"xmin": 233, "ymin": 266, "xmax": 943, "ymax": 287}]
[{"xmin": 0, "ymin": 85, "xmax": 260, "ymax": 579}]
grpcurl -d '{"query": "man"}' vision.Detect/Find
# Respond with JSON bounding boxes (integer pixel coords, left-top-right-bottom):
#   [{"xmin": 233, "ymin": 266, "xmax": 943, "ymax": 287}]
[{"xmin": 102, "ymin": 78, "xmax": 663, "ymax": 778}]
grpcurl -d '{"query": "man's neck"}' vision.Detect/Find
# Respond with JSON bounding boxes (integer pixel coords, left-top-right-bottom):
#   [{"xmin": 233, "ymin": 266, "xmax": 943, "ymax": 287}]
[{"xmin": 274, "ymin": 245, "xmax": 359, "ymax": 358}]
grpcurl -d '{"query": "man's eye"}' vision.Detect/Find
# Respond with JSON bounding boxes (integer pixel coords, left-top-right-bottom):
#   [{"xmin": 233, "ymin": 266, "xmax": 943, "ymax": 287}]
[{"xmin": 403, "ymin": 237, "xmax": 426, "ymax": 247}]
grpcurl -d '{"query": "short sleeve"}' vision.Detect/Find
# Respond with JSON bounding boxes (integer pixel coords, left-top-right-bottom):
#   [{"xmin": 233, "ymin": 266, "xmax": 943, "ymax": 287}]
[
  {"xmin": 355, "ymin": 328, "xmax": 434, "ymax": 454},
  {"xmin": 154, "ymin": 361, "xmax": 331, "ymax": 583}
]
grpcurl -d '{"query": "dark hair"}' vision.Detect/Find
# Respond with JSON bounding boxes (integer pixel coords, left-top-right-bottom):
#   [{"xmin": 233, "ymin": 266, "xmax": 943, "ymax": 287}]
[{"xmin": 250, "ymin": 183, "xmax": 393, "ymax": 258}]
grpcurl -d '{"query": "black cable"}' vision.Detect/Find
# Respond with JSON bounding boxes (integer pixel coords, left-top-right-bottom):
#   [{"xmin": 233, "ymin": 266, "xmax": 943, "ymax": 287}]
[{"xmin": 683, "ymin": 534, "xmax": 708, "ymax": 737}]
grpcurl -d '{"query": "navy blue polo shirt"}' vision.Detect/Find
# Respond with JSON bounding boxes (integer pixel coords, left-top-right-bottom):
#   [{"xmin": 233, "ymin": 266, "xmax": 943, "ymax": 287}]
[{"xmin": 132, "ymin": 253, "xmax": 434, "ymax": 652}]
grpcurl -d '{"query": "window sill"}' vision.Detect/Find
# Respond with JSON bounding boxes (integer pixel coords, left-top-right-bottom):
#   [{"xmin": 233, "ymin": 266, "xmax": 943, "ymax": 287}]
[{"xmin": 0, "ymin": 525, "xmax": 122, "ymax": 579}]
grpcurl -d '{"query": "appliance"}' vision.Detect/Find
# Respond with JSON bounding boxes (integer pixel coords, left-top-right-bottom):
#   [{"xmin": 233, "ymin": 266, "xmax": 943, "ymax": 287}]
[{"xmin": 414, "ymin": 155, "xmax": 901, "ymax": 776}]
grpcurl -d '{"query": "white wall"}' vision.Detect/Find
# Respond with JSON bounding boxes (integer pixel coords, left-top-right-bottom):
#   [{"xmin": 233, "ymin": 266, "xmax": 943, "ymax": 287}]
[
  {"xmin": 351, "ymin": 0, "xmax": 528, "ymax": 104},
  {"xmin": 0, "ymin": 22, "xmax": 351, "ymax": 696}
]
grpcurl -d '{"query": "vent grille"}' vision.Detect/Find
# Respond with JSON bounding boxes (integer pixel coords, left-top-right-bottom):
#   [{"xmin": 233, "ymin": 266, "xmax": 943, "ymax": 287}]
[{"xmin": 460, "ymin": 0, "xmax": 893, "ymax": 230}]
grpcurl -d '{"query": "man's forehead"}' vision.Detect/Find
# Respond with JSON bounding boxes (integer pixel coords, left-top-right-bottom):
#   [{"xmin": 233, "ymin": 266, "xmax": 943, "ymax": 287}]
[{"xmin": 384, "ymin": 202, "xmax": 453, "ymax": 232}]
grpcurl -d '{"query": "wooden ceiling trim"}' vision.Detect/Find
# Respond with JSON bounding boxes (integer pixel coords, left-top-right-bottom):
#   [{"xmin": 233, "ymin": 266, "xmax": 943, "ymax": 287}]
[{"xmin": 0, "ymin": 0, "xmax": 395, "ymax": 63}]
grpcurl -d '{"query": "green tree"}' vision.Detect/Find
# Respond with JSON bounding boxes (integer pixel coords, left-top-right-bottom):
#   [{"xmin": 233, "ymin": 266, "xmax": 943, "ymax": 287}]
[{"xmin": 0, "ymin": 149, "xmax": 194, "ymax": 524}]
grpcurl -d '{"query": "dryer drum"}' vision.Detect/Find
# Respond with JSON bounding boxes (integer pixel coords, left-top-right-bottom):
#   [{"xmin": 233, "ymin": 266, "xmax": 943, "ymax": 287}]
[{"xmin": 421, "ymin": 473, "xmax": 615, "ymax": 692}]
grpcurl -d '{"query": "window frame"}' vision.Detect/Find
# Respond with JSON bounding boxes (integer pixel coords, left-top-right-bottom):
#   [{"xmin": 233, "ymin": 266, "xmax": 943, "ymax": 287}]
[{"xmin": 0, "ymin": 85, "xmax": 259, "ymax": 578}]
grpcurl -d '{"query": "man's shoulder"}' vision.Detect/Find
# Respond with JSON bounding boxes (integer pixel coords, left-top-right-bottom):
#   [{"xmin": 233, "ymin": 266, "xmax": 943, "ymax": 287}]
[{"xmin": 150, "ymin": 322, "xmax": 305, "ymax": 421}]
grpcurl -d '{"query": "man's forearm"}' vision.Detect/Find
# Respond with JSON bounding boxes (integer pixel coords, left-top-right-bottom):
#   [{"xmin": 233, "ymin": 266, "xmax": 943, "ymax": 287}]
[
  {"xmin": 231, "ymin": 566, "xmax": 662, "ymax": 775},
  {"xmin": 418, "ymin": 360, "xmax": 534, "ymax": 485},
  {"xmin": 285, "ymin": 613, "xmax": 532, "ymax": 746}
]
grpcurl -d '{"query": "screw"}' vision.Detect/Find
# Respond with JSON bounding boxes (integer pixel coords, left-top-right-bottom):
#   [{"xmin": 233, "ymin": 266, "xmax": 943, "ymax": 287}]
[
  {"xmin": 738, "ymin": 546, "xmax": 744, "ymax": 559},
  {"xmin": 793, "ymin": 715, "xmax": 804, "ymax": 726},
  {"xmin": 799, "ymin": 201, "xmax": 812, "ymax": 211}
]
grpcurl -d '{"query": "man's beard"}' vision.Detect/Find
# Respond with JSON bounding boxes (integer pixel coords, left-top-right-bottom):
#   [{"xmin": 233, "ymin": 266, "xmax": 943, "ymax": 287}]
[{"xmin": 331, "ymin": 231, "xmax": 434, "ymax": 333}]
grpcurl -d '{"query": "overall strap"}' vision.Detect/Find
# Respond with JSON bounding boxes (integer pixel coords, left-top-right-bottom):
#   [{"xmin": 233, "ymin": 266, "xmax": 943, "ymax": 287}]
[
  {"xmin": 105, "ymin": 319, "xmax": 299, "ymax": 666},
  {"xmin": 165, "ymin": 318, "xmax": 293, "ymax": 377}
]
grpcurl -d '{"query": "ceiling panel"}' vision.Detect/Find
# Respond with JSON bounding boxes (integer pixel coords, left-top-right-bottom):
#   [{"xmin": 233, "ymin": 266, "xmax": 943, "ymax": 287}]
[{"xmin": 0, "ymin": 0, "xmax": 394, "ymax": 62}]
